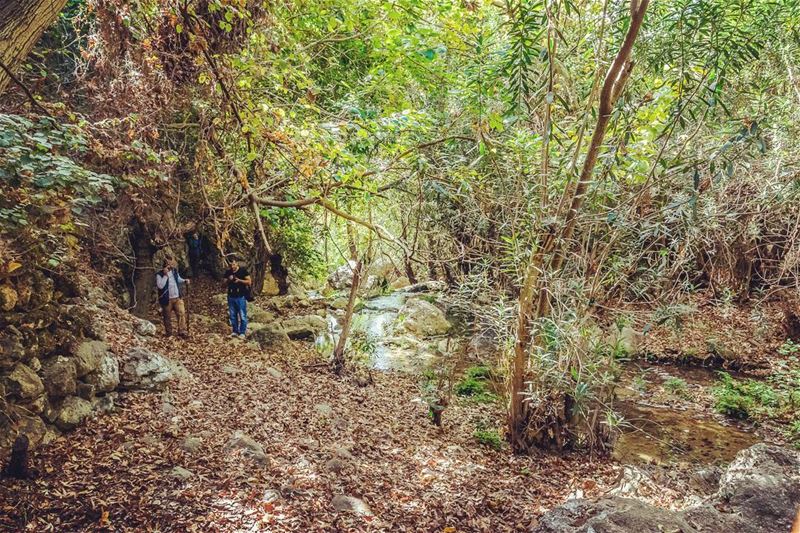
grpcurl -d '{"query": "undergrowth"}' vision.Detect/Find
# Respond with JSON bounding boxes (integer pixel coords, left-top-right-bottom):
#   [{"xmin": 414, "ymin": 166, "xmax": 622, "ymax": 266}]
[{"xmin": 455, "ymin": 365, "xmax": 498, "ymax": 403}]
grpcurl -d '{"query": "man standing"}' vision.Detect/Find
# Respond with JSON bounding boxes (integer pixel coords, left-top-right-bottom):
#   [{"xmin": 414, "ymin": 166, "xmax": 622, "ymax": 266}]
[
  {"xmin": 187, "ymin": 232, "xmax": 203, "ymax": 277},
  {"xmin": 224, "ymin": 256, "xmax": 251, "ymax": 338},
  {"xmin": 156, "ymin": 258, "xmax": 190, "ymax": 338}
]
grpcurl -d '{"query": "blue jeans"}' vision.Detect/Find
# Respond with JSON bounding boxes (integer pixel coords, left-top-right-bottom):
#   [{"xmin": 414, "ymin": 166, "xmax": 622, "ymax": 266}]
[{"xmin": 228, "ymin": 296, "xmax": 248, "ymax": 335}]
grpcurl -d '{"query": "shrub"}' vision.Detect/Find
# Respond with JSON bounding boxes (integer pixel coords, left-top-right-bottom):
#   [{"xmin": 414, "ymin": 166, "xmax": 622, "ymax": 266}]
[
  {"xmin": 474, "ymin": 426, "xmax": 503, "ymax": 450},
  {"xmin": 454, "ymin": 365, "xmax": 497, "ymax": 403},
  {"xmin": 663, "ymin": 377, "xmax": 689, "ymax": 398}
]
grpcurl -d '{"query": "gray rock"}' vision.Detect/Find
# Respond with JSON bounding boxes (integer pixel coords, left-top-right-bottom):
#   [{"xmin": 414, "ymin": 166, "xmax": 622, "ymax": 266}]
[
  {"xmin": 120, "ymin": 347, "xmax": 189, "ymax": 391},
  {"xmin": 328, "ymin": 260, "xmax": 358, "ymax": 289},
  {"xmin": 54, "ymin": 396, "xmax": 93, "ymax": 430},
  {"xmin": 0, "ymin": 408, "xmax": 47, "ymax": 451},
  {"xmin": 170, "ymin": 466, "xmax": 194, "ymax": 481},
  {"xmin": 403, "ymin": 280, "xmax": 447, "ymax": 293},
  {"xmin": 226, "ymin": 430, "xmax": 268, "ymax": 464},
  {"xmin": 325, "ymin": 458, "xmax": 346, "ymax": 474},
  {"xmin": 135, "ymin": 318, "xmax": 157, "ymax": 337},
  {"xmin": 41, "ymin": 356, "xmax": 77, "ymax": 398},
  {"xmin": 534, "ymin": 497, "xmax": 693, "ymax": 533},
  {"xmin": 93, "ymin": 393, "xmax": 117, "ymax": 413},
  {"xmin": 397, "ymin": 298, "xmax": 450, "ymax": 337},
  {"xmin": 249, "ymin": 324, "xmax": 291, "ymax": 349},
  {"xmin": 84, "ymin": 352, "xmax": 120, "ymax": 392},
  {"xmin": 72, "ymin": 340, "xmax": 109, "ymax": 377},
  {"xmin": 28, "ymin": 357, "xmax": 41, "ymax": 372},
  {"xmin": 265, "ymin": 367, "xmax": 284, "ymax": 380},
  {"xmin": 182, "ymin": 436, "xmax": 203, "ymax": 453},
  {"xmin": 314, "ymin": 403, "xmax": 333, "ymax": 417},
  {"xmin": 279, "ymin": 315, "xmax": 328, "ymax": 340},
  {"xmin": 261, "ymin": 489, "xmax": 281, "ymax": 503},
  {"xmin": 331, "ymin": 495, "xmax": 373, "ymax": 516},
  {"xmin": 4, "ymin": 362, "xmax": 44, "ymax": 399},
  {"xmin": 536, "ymin": 444, "xmax": 800, "ymax": 533},
  {"xmin": 249, "ymin": 306, "xmax": 275, "ymax": 324}
]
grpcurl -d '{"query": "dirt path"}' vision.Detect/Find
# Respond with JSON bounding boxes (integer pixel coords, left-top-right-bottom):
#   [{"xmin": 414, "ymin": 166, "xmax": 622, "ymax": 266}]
[{"xmin": 1, "ymin": 281, "xmax": 616, "ymax": 532}]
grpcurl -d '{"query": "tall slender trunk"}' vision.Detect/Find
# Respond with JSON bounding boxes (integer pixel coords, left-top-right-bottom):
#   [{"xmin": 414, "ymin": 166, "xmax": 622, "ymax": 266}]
[
  {"xmin": 0, "ymin": 0, "xmax": 67, "ymax": 94},
  {"xmin": 508, "ymin": 0, "xmax": 650, "ymax": 453},
  {"xmin": 130, "ymin": 221, "xmax": 156, "ymax": 318},
  {"xmin": 331, "ymin": 223, "xmax": 360, "ymax": 375}
]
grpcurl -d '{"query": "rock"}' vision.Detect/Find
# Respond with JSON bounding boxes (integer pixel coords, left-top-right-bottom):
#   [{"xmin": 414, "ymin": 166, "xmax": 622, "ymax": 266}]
[
  {"xmin": 689, "ymin": 466, "xmax": 723, "ymax": 494},
  {"xmin": 20, "ymin": 394, "xmax": 47, "ymax": 415},
  {"xmin": 221, "ymin": 364, "xmax": 240, "ymax": 375},
  {"xmin": 120, "ymin": 347, "xmax": 189, "ymax": 391},
  {"xmin": 93, "ymin": 393, "xmax": 116, "ymax": 413},
  {"xmin": 249, "ymin": 324, "xmax": 290, "ymax": 349},
  {"xmin": 534, "ymin": 496, "xmax": 693, "ymax": 533},
  {"xmin": 72, "ymin": 340, "xmax": 109, "ymax": 377},
  {"xmin": 536, "ymin": 444, "xmax": 800, "ymax": 533},
  {"xmin": 279, "ymin": 315, "xmax": 328, "ymax": 340},
  {"xmin": 0, "ymin": 409, "xmax": 47, "ymax": 451},
  {"xmin": 226, "ymin": 431, "xmax": 268, "ymax": 464},
  {"xmin": 170, "ymin": 466, "xmax": 194, "ymax": 481},
  {"xmin": 249, "ymin": 305, "xmax": 275, "ymax": 324},
  {"xmin": 314, "ymin": 403, "xmax": 333, "ymax": 417},
  {"xmin": 28, "ymin": 357, "xmax": 41, "ymax": 372},
  {"xmin": 403, "ymin": 280, "xmax": 447, "ymax": 293},
  {"xmin": 397, "ymin": 299, "xmax": 450, "ymax": 337},
  {"xmin": 331, "ymin": 495, "xmax": 373, "ymax": 516},
  {"xmin": 328, "ymin": 260, "xmax": 358, "ymax": 289},
  {"xmin": 265, "ymin": 367, "xmax": 283, "ymax": 380},
  {"xmin": 182, "ymin": 436, "xmax": 203, "ymax": 453},
  {"xmin": 261, "ymin": 489, "xmax": 281, "ymax": 504},
  {"xmin": 54, "ymin": 396, "xmax": 93, "ymax": 430},
  {"xmin": 714, "ymin": 443, "xmax": 800, "ymax": 532},
  {"xmin": 4, "ymin": 362, "xmax": 44, "ymax": 399},
  {"xmin": 390, "ymin": 276, "xmax": 411, "ymax": 290},
  {"xmin": 134, "ymin": 318, "xmax": 157, "ymax": 337},
  {"xmin": 84, "ymin": 352, "xmax": 120, "ymax": 392},
  {"xmin": 76, "ymin": 382, "xmax": 95, "ymax": 400},
  {"xmin": 329, "ymin": 297, "xmax": 349, "ymax": 310},
  {"xmin": 0, "ymin": 285, "xmax": 18, "ymax": 311},
  {"xmin": 41, "ymin": 356, "xmax": 77, "ymax": 398},
  {"xmin": 325, "ymin": 458, "xmax": 346, "ymax": 474}
]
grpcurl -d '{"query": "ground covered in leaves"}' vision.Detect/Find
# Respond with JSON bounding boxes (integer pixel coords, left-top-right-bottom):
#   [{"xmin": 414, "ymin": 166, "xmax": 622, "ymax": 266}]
[{"xmin": 1, "ymin": 280, "xmax": 616, "ymax": 532}]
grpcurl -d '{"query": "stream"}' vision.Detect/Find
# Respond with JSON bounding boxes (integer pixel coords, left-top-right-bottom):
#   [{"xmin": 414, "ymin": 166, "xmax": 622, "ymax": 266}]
[{"xmin": 316, "ymin": 290, "xmax": 761, "ymax": 466}]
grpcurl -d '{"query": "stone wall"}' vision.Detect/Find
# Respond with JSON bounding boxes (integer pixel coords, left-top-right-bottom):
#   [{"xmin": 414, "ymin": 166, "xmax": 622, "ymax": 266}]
[{"xmin": 0, "ymin": 268, "xmax": 119, "ymax": 454}]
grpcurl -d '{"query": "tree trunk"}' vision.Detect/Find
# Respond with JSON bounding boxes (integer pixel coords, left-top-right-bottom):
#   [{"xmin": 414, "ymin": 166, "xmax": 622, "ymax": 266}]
[
  {"xmin": 130, "ymin": 220, "xmax": 156, "ymax": 318},
  {"xmin": 0, "ymin": 0, "xmax": 67, "ymax": 94},
  {"xmin": 508, "ymin": 0, "xmax": 650, "ymax": 453},
  {"xmin": 331, "ymin": 223, "xmax": 361, "ymax": 375}
]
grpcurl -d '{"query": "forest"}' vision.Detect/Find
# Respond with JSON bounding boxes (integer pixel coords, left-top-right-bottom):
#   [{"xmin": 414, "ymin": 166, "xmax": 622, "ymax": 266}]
[{"xmin": 1, "ymin": 0, "xmax": 800, "ymax": 531}]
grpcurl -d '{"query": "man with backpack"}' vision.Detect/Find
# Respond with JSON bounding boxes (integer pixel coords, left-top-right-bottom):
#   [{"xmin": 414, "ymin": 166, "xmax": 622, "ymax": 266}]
[
  {"xmin": 156, "ymin": 258, "xmax": 190, "ymax": 338},
  {"xmin": 224, "ymin": 256, "xmax": 251, "ymax": 338}
]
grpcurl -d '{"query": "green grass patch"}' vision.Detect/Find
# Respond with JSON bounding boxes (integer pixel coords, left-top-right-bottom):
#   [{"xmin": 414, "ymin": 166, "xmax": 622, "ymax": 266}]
[
  {"xmin": 454, "ymin": 365, "xmax": 498, "ymax": 403},
  {"xmin": 474, "ymin": 426, "xmax": 504, "ymax": 450}
]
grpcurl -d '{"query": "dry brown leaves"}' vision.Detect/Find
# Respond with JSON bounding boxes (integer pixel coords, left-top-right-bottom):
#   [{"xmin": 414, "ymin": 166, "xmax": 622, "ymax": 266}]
[{"xmin": 0, "ymin": 278, "xmax": 616, "ymax": 532}]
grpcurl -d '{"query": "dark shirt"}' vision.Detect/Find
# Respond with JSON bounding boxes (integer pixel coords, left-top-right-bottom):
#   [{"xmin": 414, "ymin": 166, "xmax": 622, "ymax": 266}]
[
  {"xmin": 224, "ymin": 267, "xmax": 250, "ymax": 298},
  {"xmin": 188, "ymin": 237, "xmax": 201, "ymax": 256}
]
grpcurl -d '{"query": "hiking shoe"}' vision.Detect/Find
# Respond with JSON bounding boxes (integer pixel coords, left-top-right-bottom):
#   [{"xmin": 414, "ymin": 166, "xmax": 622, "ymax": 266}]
[{"xmin": 229, "ymin": 333, "xmax": 238, "ymax": 338}]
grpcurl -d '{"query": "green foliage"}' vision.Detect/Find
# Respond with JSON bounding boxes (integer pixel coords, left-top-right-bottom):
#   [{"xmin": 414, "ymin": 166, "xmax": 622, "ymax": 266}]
[
  {"xmin": 713, "ymin": 372, "xmax": 782, "ymax": 420},
  {"xmin": 473, "ymin": 425, "xmax": 504, "ymax": 451},
  {"xmin": 261, "ymin": 207, "xmax": 325, "ymax": 280},
  {"xmin": 455, "ymin": 365, "xmax": 498, "ymax": 403},
  {"xmin": 663, "ymin": 377, "xmax": 689, "ymax": 398}
]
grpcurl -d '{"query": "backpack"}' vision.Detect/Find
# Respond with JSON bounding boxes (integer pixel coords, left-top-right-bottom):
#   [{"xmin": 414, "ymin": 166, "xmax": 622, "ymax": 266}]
[{"xmin": 245, "ymin": 284, "xmax": 255, "ymax": 302}]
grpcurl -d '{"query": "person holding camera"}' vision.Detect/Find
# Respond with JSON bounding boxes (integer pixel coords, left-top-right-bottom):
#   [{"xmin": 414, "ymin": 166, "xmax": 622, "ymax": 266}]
[
  {"xmin": 223, "ymin": 256, "xmax": 251, "ymax": 338},
  {"xmin": 156, "ymin": 258, "xmax": 190, "ymax": 338}
]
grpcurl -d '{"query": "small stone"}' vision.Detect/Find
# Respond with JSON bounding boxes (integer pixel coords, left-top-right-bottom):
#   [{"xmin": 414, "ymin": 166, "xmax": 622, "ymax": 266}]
[
  {"xmin": 28, "ymin": 357, "xmax": 41, "ymax": 372},
  {"xmin": 314, "ymin": 403, "xmax": 333, "ymax": 417},
  {"xmin": 170, "ymin": 466, "xmax": 194, "ymax": 481},
  {"xmin": 331, "ymin": 495, "xmax": 373, "ymax": 516},
  {"xmin": 265, "ymin": 367, "xmax": 283, "ymax": 380},
  {"xmin": 135, "ymin": 319, "xmax": 157, "ymax": 337},
  {"xmin": 261, "ymin": 489, "xmax": 281, "ymax": 504},
  {"xmin": 92, "ymin": 393, "xmax": 116, "ymax": 413},
  {"xmin": 182, "ymin": 436, "xmax": 202, "ymax": 453},
  {"xmin": 226, "ymin": 430, "xmax": 268, "ymax": 464},
  {"xmin": 0, "ymin": 285, "xmax": 18, "ymax": 311},
  {"xmin": 221, "ymin": 364, "xmax": 240, "ymax": 375},
  {"xmin": 84, "ymin": 352, "xmax": 119, "ymax": 392},
  {"xmin": 161, "ymin": 402, "xmax": 176, "ymax": 415},
  {"xmin": 325, "ymin": 458, "xmax": 346, "ymax": 474}
]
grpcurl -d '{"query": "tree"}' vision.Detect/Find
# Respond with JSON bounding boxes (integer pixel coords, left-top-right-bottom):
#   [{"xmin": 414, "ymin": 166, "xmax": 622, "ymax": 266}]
[
  {"xmin": 0, "ymin": 0, "xmax": 67, "ymax": 94},
  {"xmin": 508, "ymin": 0, "xmax": 650, "ymax": 453}
]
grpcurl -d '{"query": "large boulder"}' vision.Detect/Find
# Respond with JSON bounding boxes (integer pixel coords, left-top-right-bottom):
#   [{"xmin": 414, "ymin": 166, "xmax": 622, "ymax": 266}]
[
  {"xmin": 328, "ymin": 260, "xmax": 357, "ymax": 289},
  {"xmin": 249, "ymin": 324, "xmax": 291, "ymax": 349},
  {"xmin": 535, "ymin": 444, "xmax": 800, "ymax": 533},
  {"xmin": 535, "ymin": 497, "xmax": 694, "ymax": 533},
  {"xmin": 120, "ymin": 347, "xmax": 188, "ymax": 391},
  {"xmin": 714, "ymin": 443, "xmax": 800, "ymax": 532},
  {"xmin": 53, "ymin": 395, "xmax": 93, "ymax": 431},
  {"xmin": 41, "ymin": 356, "xmax": 77, "ymax": 398},
  {"xmin": 4, "ymin": 362, "xmax": 44, "ymax": 399},
  {"xmin": 84, "ymin": 352, "xmax": 120, "ymax": 392},
  {"xmin": 72, "ymin": 340, "xmax": 109, "ymax": 377},
  {"xmin": 0, "ymin": 408, "xmax": 47, "ymax": 452},
  {"xmin": 279, "ymin": 315, "xmax": 328, "ymax": 340},
  {"xmin": 249, "ymin": 305, "xmax": 275, "ymax": 324},
  {"xmin": 397, "ymin": 298, "xmax": 450, "ymax": 337}
]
